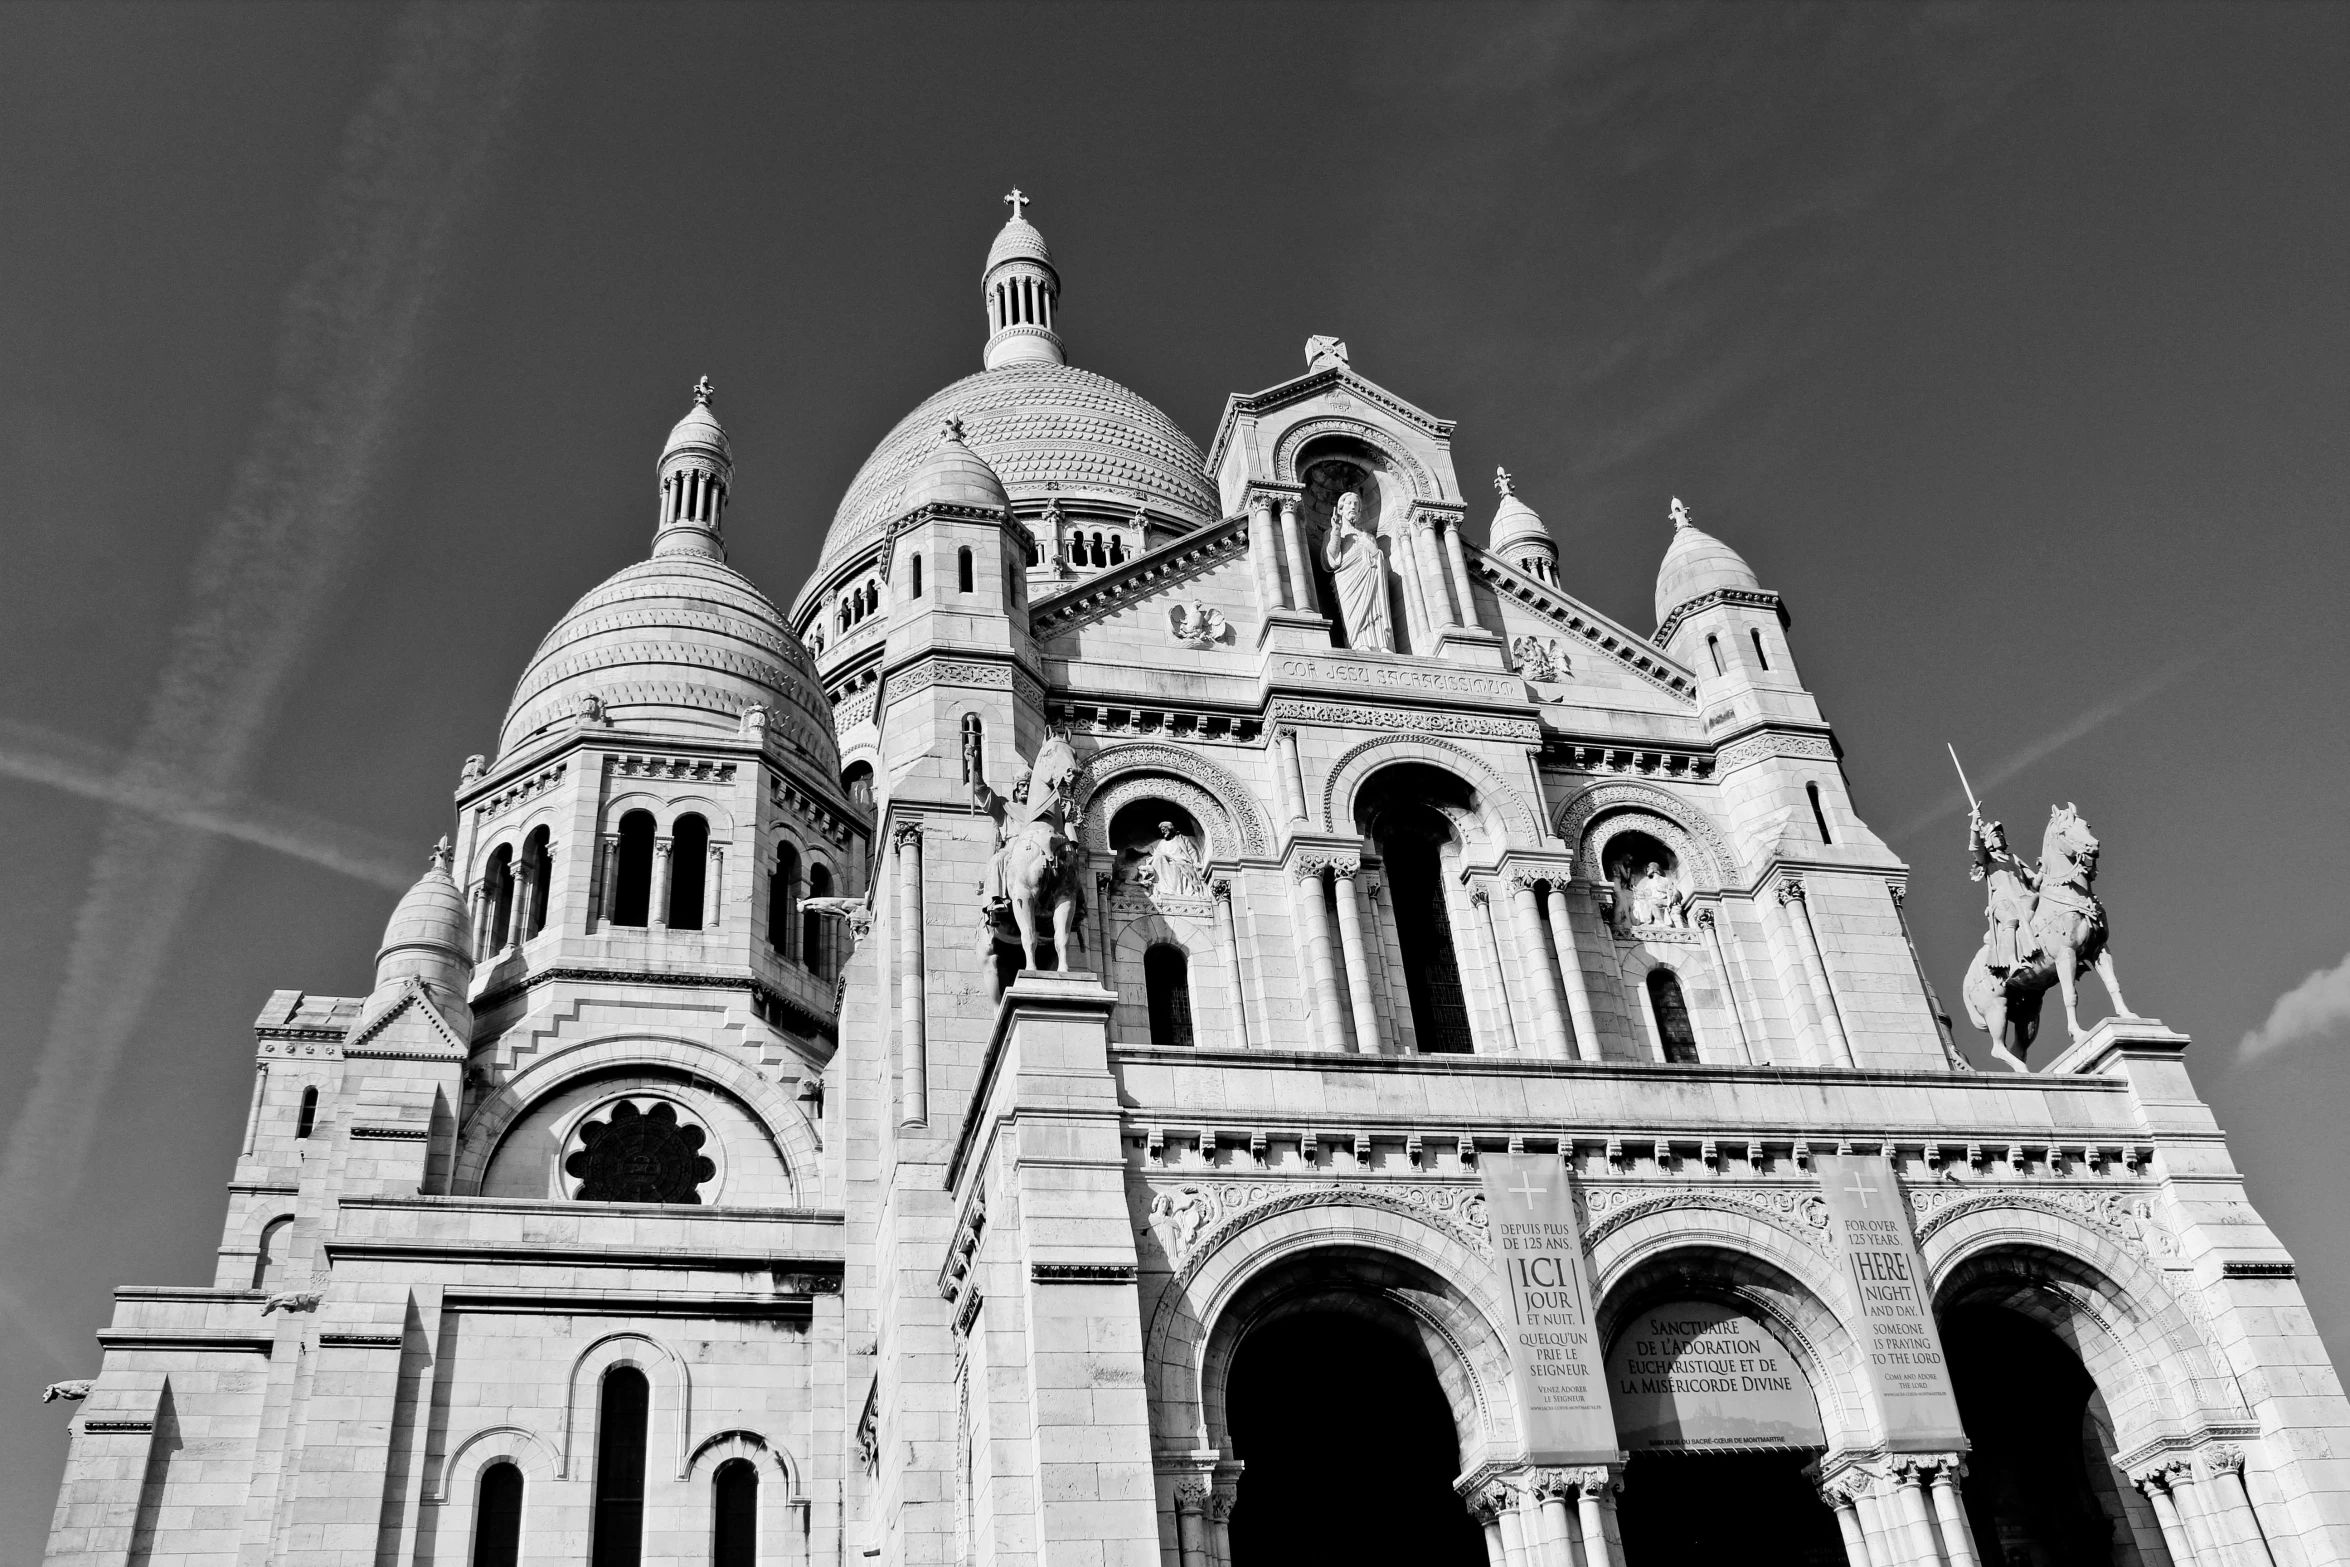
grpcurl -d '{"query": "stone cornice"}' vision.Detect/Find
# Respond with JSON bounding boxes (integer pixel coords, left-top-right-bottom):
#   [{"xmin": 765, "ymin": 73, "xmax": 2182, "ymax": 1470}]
[
  {"xmin": 469, "ymin": 966, "xmax": 835, "ymax": 1042},
  {"xmin": 1653, "ymin": 585, "xmax": 1786, "ymax": 647},
  {"xmin": 1206, "ymin": 365, "xmax": 1455, "ymax": 473},
  {"xmin": 1030, "ymin": 515, "xmax": 1251, "ymax": 639},
  {"xmin": 1466, "ymin": 547, "xmax": 1697, "ymax": 703}
]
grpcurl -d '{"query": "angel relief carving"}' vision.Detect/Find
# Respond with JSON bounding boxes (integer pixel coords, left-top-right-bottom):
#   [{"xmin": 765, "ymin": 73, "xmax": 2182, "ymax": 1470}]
[
  {"xmin": 1512, "ymin": 635, "xmax": 1569, "ymax": 684},
  {"xmin": 1169, "ymin": 602, "xmax": 1229, "ymax": 649}
]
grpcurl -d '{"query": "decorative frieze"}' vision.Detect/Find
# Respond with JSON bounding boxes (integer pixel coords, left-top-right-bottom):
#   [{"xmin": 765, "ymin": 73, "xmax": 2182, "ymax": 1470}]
[
  {"xmin": 475, "ymin": 760, "xmax": 566, "ymax": 822},
  {"xmin": 1144, "ymin": 1178, "xmax": 1493, "ymax": 1280},
  {"xmin": 1268, "ymin": 653, "xmax": 1524, "ymax": 702},
  {"xmin": 1715, "ymin": 728, "xmax": 1838, "ymax": 773},
  {"xmin": 605, "ymin": 753, "xmax": 738, "ymax": 784},
  {"xmin": 1268, "ymin": 697, "xmax": 1541, "ymax": 744}
]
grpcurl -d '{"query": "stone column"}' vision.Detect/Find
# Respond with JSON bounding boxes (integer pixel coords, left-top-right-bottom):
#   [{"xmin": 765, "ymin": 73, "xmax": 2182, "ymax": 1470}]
[
  {"xmin": 1278, "ymin": 499, "xmax": 1318, "ymax": 614},
  {"xmin": 1818, "ymin": 1478, "xmax": 1877, "ymax": 1567},
  {"xmin": 1891, "ymin": 1459, "xmax": 1945, "ymax": 1566},
  {"xmin": 894, "ymin": 823, "xmax": 927, "ymax": 1126},
  {"xmin": 506, "ymin": 857, "xmax": 535, "ymax": 952},
  {"xmin": 2166, "ymin": 1459, "xmax": 2227, "ymax": 1567},
  {"xmin": 1469, "ymin": 886, "xmax": 1522, "ymax": 1054},
  {"xmin": 1468, "ymin": 1486, "xmax": 1511, "ymax": 1567},
  {"xmin": 1274, "ymin": 726, "xmax": 1310, "ymax": 826},
  {"xmin": 1925, "ymin": 1459, "xmax": 1981, "ymax": 1567},
  {"xmin": 1331, "ymin": 857, "xmax": 1382, "ymax": 1054},
  {"xmin": 1850, "ymin": 1476, "xmax": 1906, "ymax": 1567},
  {"xmin": 1291, "ymin": 859, "xmax": 1350, "ymax": 1053},
  {"xmin": 589, "ymin": 832, "xmax": 618, "ymax": 929},
  {"xmin": 1249, "ymin": 496, "xmax": 1287, "ymax": 612},
  {"xmin": 1572, "ymin": 1467, "xmax": 1623, "ymax": 1567},
  {"xmin": 1212, "ymin": 880, "xmax": 1253, "ymax": 1050},
  {"xmin": 704, "ymin": 843, "xmax": 724, "ymax": 930},
  {"xmin": 1414, "ymin": 514, "xmax": 1460, "ymax": 630},
  {"xmin": 2198, "ymin": 1445, "xmax": 2277, "ymax": 1566},
  {"xmin": 1545, "ymin": 881, "xmax": 1601, "ymax": 1060},
  {"xmin": 1208, "ymin": 1485, "xmax": 1238, "ymax": 1567},
  {"xmin": 1392, "ymin": 518, "xmax": 1437, "ymax": 652},
  {"xmin": 1531, "ymin": 1470, "xmax": 1579, "ymax": 1567},
  {"xmin": 1508, "ymin": 873, "xmax": 1574, "ymax": 1059},
  {"xmin": 2132, "ymin": 1466, "xmax": 2203, "ymax": 1567},
  {"xmin": 1174, "ymin": 1480, "xmax": 1211, "ymax": 1567},
  {"xmin": 1777, "ymin": 877, "xmax": 1855, "ymax": 1066},
  {"xmin": 650, "ymin": 837, "xmax": 674, "ymax": 930},
  {"xmin": 1441, "ymin": 515, "xmax": 1483, "ymax": 631},
  {"xmin": 1494, "ymin": 1483, "xmax": 1536, "ymax": 1567}
]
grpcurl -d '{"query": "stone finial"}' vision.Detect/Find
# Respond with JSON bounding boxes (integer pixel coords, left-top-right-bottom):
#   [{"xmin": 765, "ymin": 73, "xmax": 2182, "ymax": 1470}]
[
  {"xmin": 1495, "ymin": 466, "xmax": 1514, "ymax": 498},
  {"xmin": 1670, "ymin": 496, "xmax": 1692, "ymax": 531},
  {"xmin": 1003, "ymin": 187, "xmax": 1029, "ymax": 221},
  {"xmin": 429, "ymin": 837, "xmax": 453, "ymax": 875},
  {"xmin": 692, "ymin": 375, "xmax": 715, "ymax": 407},
  {"xmin": 939, "ymin": 415, "xmax": 966, "ymax": 445},
  {"xmin": 1305, "ymin": 334, "xmax": 1349, "ymax": 371}
]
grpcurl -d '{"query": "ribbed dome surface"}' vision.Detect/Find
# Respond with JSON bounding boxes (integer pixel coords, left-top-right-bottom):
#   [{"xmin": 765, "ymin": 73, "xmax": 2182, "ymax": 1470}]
[
  {"xmin": 1490, "ymin": 491, "xmax": 1551, "ymax": 557},
  {"xmin": 501, "ymin": 553, "xmax": 836, "ymax": 769},
  {"xmin": 374, "ymin": 857, "xmax": 470, "ymax": 995},
  {"xmin": 810, "ymin": 362, "xmax": 1217, "ymax": 586},
  {"xmin": 663, "ymin": 401, "xmax": 730, "ymax": 463},
  {"xmin": 1655, "ymin": 518, "xmax": 1762, "ymax": 626},
  {"xmin": 985, "ymin": 217, "xmax": 1053, "ymax": 272}
]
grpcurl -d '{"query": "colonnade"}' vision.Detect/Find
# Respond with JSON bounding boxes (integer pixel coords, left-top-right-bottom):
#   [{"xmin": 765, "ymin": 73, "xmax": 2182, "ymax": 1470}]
[
  {"xmin": 2127, "ymin": 1445, "xmax": 2279, "ymax": 1567},
  {"xmin": 1465, "ymin": 1465, "xmax": 1627, "ymax": 1567},
  {"xmin": 1248, "ymin": 490, "xmax": 1482, "ymax": 651},
  {"xmin": 1815, "ymin": 1454, "xmax": 1980, "ymax": 1567}
]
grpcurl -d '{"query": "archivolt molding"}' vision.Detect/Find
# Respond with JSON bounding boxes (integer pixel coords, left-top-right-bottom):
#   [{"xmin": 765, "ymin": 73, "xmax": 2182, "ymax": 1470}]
[
  {"xmin": 686, "ymin": 1427, "xmax": 799, "ymax": 1490},
  {"xmin": 1556, "ymin": 780, "xmax": 1738, "ymax": 886},
  {"xmin": 1073, "ymin": 743, "xmax": 1271, "ymax": 860},
  {"xmin": 1271, "ymin": 415, "xmax": 1440, "ymax": 499},
  {"xmin": 1320, "ymin": 735, "xmax": 1544, "ymax": 844},
  {"xmin": 453, "ymin": 1033, "xmax": 812, "ymax": 1206},
  {"xmin": 1580, "ymin": 1183, "xmax": 1831, "ymax": 1260},
  {"xmin": 563, "ymin": 1331, "xmax": 691, "ymax": 1480},
  {"xmin": 429, "ymin": 1423, "xmax": 560, "ymax": 1503},
  {"xmin": 1907, "ymin": 1184, "xmax": 2180, "ymax": 1267},
  {"xmin": 1141, "ymin": 1178, "xmax": 1492, "ymax": 1289},
  {"xmin": 1079, "ymin": 775, "xmax": 1235, "ymax": 866}
]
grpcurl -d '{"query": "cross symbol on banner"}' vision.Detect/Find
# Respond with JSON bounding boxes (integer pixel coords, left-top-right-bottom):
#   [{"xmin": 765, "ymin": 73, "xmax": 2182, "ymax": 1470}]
[
  {"xmin": 1507, "ymin": 1172, "xmax": 1546, "ymax": 1210},
  {"xmin": 1842, "ymin": 1170, "xmax": 1878, "ymax": 1210}
]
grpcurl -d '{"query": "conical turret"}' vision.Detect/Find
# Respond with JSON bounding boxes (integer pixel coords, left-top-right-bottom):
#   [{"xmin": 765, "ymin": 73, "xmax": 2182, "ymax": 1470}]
[{"xmin": 372, "ymin": 838, "xmax": 473, "ymax": 1006}]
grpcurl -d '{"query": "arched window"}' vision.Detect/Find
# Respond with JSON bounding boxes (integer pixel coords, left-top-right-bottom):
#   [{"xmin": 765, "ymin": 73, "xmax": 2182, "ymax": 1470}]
[
  {"xmin": 1750, "ymin": 627, "xmax": 1771, "ymax": 670},
  {"xmin": 484, "ymin": 844, "xmax": 516, "ymax": 953},
  {"xmin": 251, "ymin": 1215, "xmax": 292, "ymax": 1288},
  {"xmin": 1647, "ymin": 969, "xmax": 1699, "ymax": 1063},
  {"xmin": 611, "ymin": 811, "xmax": 656, "ymax": 927},
  {"xmin": 1144, "ymin": 944, "xmax": 1194, "ymax": 1048},
  {"xmin": 957, "ymin": 546, "xmax": 975, "ymax": 593},
  {"xmin": 842, "ymin": 762, "xmax": 874, "ymax": 811},
  {"xmin": 770, "ymin": 846, "xmax": 805, "ymax": 951},
  {"xmin": 910, "ymin": 554, "xmax": 923, "ymax": 598},
  {"xmin": 472, "ymin": 1460, "xmax": 523, "ymax": 1567},
  {"xmin": 295, "ymin": 1085, "xmax": 318, "ymax": 1140},
  {"xmin": 1807, "ymin": 782, "xmax": 1833, "ymax": 844},
  {"xmin": 713, "ymin": 1457, "xmax": 758, "ymax": 1567},
  {"xmin": 591, "ymin": 1366, "xmax": 649, "ymax": 1567},
  {"xmin": 520, "ymin": 826, "xmax": 552, "ymax": 940},
  {"xmin": 1706, "ymin": 634, "xmax": 1724, "ymax": 676},
  {"xmin": 1090, "ymin": 532, "xmax": 1106, "ymax": 567},
  {"xmin": 668, "ymin": 815, "xmax": 710, "ymax": 931},
  {"xmin": 803, "ymin": 863, "xmax": 833, "ymax": 980},
  {"xmin": 1108, "ymin": 536, "xmax": 1126, "ymax": 566}
]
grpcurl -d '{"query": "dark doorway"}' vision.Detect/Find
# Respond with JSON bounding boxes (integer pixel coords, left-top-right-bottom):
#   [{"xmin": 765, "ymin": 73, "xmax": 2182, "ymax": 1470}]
[
  {"xmin": 1946, "ymin": 1305, "xmax": 2131, "ymax": 1566},
  {"xmin": 1615, "ymin": 1450, "xmax": 1843, "ymax": 1565},
  {"xmin": 1227, "ymin": 1311, "xmax": 1483, "ymax": 1567},
  {"xmin": 1383, "ymin": 820, "xmax": 1472, "ymax": 1053}
]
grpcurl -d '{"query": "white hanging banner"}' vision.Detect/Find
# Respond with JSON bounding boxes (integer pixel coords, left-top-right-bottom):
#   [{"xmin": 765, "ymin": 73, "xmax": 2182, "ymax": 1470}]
[
  {"xmin": 1813, "ymin": 1152, "xmax": 1966, "ymax": 1447},
  {"xmin": 1479, "ymin": 1153, "xmax": 1621, "ymax": 1463}
]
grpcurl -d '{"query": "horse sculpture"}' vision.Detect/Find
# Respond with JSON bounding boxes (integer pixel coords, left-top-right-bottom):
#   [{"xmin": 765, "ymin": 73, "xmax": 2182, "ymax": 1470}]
[
  {"xmin": 973, "ymin": 733, "xmax": 1088, "ymax": 973},
  {"xmin": 1962, "ymin": 803, "xmax": 2132, "ymax": 1069}
]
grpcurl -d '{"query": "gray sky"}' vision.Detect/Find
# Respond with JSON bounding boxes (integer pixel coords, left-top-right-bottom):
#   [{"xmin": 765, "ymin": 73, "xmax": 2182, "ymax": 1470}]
[{"xmin": 2, "ymin": 2, "xmax": 2345, "ymax": 1549}]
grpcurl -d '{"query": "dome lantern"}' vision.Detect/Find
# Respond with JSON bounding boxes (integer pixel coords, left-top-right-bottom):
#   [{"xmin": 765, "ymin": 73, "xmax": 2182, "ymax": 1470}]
[
  {"xmin": 982, "ymin": 189, "xmax": 1065, "ymax": 370},
  {"xmin": 1488, "ymin": 467, "xmax": 1558, "ymax": 585},
  {"xmin": 654, "ymin": 377, "xmax": 733, "ymax": 560}
]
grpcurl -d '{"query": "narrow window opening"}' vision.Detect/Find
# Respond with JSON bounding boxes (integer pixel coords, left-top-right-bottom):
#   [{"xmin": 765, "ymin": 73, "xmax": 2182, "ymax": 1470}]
[
  {"xmin": 485, "ymin": 844, "xmax": 515, "ymax": 952},
  {"xmin": 1647, "ymin": 969, "xmax": 1700, "ymax": 1064},
  {"xmin": 1108, "ymin": 536, "xmax": 1126, "ymax": 565},
  {"xmin": 1750, "ymin": 627, "xmax": 1771, "ymax": 670},
  {"xmin": 520, "ymin": 827, "xmax": 552, "ymax": 939},
  {"xmin": 473, "ymin": 1461, "xmax": 524, "ymax": 1567},
  {"xmin": 957, "ymin": 546, "xmax": 975, "ymax": 593},
  {"xmin": 611, "ymin": 811, "xmax": 656, "ymax": 927},
  {"xmin": 1807, "ymin": 782, "xmax": 1833, "ymax": 844},
  {"xmin": 713, "ymin": 1457, "xmax": 758, "ymax": 1567},
  {"xmin": 667, "ymin": 815, "xmax": 709, "ymax": 931},
  {"xmin": 803, "ymin": 864, "xmax": 833, "ymax": 980},
  {"xmin": 295, "ymin": 1085, "xmax": 319, "ymax": 1140},
  {"xmin": 770, "ymin": 845, "xmax": 800, "ymax": 958},
  {"xmin": 252, "ymin": 1215, "xmax": 292, "ymax": 1289},
  {"xmin": 1386, "ymin": 828, "xmax": 1472, "ymax": 1053},
  {"xmin": 1707, "ymin": 634, "xmax": 1724, "ymax": 676},
  {"xmin": 842, "ymin": 763, "xmax": 874, "ymax": 811},
  {"xmin": 910, "ymin": 554, "xmax": 923, "ymax": 598},
  {"xmin": 1144, "ymin": 944, "xmax": 1195, "ymax": 1047},
  {"xmin": 590, "ymin": 1367, "xmax": 649, "ymax": 1567}
]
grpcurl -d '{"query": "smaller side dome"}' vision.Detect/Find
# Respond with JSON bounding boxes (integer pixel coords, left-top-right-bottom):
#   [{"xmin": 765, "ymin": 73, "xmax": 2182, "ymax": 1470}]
[
  {"xmin": 899, "ymin": 417, "xmax": 1010, "ymax": 515},
  {"xmin": 1488, "ymin": 467, "xmax": 1559, "ymax": 585},
  {"xmin": 1654, "ymin": 496, "xmax": 1761, "ymax": 626},
  {"xmin": 374, "ymin": 839, "xmax": 473, "ymax": 1002}
]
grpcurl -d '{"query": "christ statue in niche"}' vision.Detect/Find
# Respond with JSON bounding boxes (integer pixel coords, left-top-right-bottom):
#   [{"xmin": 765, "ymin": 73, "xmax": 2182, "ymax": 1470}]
[{"xmin": 1322, "ymin": 491, "xmax": 1393, "ymax": 652}]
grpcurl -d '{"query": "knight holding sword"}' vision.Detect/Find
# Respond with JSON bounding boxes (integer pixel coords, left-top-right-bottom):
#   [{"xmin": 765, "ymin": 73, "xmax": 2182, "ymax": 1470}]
[{"xmin": 1950, "ymin": 744, "xmax": 2039, "ymax": 978}]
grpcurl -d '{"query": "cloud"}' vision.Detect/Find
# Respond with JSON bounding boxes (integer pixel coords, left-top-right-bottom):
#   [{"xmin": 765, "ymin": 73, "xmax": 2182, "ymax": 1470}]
[
  {"xmin": 1892, "ymin": 653, "xmax": 2204, "ymax": 841},
  {"xmin": 2240, "ymin": 951, "xmax": 2350, "ymax": 1062},
  {"xmin": 0, "ymin": 2, "xmax": 541, "ymax": 1239},
  {"xmin": 0, "ymin": 718, "xmax": 416, "ymax": 890}
]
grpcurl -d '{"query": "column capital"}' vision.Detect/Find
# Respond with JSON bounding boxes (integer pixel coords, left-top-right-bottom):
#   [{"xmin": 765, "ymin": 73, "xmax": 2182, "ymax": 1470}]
[
  {"xmin": 1569, "ymin": 1464, "xmax": 1623, "ymax": 1497},
  {"xmin": 2198, "ymin": 1443, "xmax": 2246, "ymax": 1478},
  {"xmin": 654, "ymin": 838, "xmax": 674, "ymax": 859},
  {"xmin": 1469, "ymin": 884, "xmax": 1492, "ymax": 908},
  {"xmin": 893, "ymin": 821, "xmax": 925, "ymax": 850},
  {"xmin": 1884, "ymin": 879, "xmax": 1907, "ymax": 908},
  {"xmin": 1211, "ymin": 877, "xmax": 1234, "ymax": 903},
  {"xmin": 1172, "ymin": 1479, "xmax": 1209, "ymax": 1515},
  {"xmin": 1776, "ymin": 875, "xmax": 1807, "ymax": 904},
  {"xmin": 1695, "ymin": 905, "xmax": 1717, "ymax": 930},
  {"xmin": 1293, "ymin": 850, "xmax": 1360, "ymax": 881}
]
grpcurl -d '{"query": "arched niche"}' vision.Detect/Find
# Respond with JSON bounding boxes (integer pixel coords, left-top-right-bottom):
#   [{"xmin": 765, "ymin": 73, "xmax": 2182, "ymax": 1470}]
[
  {"xmin": 1354, "ymin": 763, "xmax": 1486, "ymax": 1054},
  {"xmin": 1557, "ymin": 782, "xmax": 1738, "ymax": 892},
  {"xmin": 1322, "ymin": 736, "xmax": 1541, "ymax": 845},
  {"xmin": 1073, "ymin": 744, "xmax": 1270, "ymax": 861}
]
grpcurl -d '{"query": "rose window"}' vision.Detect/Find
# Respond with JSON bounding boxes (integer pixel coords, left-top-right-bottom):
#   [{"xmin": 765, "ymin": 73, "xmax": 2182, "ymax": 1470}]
[{"xmin": 564, "ymin": 1099, "xmax": 715, "ymax": 1204}]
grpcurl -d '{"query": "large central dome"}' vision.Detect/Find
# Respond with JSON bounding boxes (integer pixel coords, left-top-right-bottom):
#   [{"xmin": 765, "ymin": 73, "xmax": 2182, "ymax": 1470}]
[{"xmin": 809, "ymin": 360, "xmax": 1218, "ymax": 588}]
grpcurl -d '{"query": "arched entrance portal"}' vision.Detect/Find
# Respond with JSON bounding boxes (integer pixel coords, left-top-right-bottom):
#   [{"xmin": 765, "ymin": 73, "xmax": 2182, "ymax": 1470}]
[
  {"xmin": 1945, "ymin": 1304, "xmax": 2151, "ymax": 1565},
  {"xmin": 1227, "ymin": 1309, "xmax": 1485, "ymax": 1566}
]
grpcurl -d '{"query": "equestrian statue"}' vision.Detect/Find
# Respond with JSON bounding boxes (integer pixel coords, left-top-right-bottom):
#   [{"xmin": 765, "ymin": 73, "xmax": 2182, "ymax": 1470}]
[
  {"xmin": 971, "ymin": 729, "xmax": 1089, "ymax": 973},
  {"xmin": 1950, "ymin": 747, "xmax": 2132, "ymax": 1070}
]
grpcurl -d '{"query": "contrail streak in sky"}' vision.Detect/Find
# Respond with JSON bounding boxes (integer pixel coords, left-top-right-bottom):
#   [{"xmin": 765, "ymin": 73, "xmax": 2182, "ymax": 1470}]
[
  {"xmin": 0, "ymin": 3, "xmax": 541, "ymax": 1238},
  {"xmin": 0, "ymin": 719, "xmax": 415, "ymax": 890},
  {"xmin": 1891, "ymin": 653, "xmax": 2205, "ymax": 842}
]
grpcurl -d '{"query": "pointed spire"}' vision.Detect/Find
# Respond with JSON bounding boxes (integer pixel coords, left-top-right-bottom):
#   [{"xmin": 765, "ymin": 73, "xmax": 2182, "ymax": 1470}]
[
  {"xmin": 654, "ymin": 379, "xmax": 733, "ymax": 560},
  {"xmin": 1654, "ymin": 495, "xmax": 1761, "ymax": 625},
  {"xmin": 982, "ymin": 190, "xmax": 1064, "ymax": 370}
]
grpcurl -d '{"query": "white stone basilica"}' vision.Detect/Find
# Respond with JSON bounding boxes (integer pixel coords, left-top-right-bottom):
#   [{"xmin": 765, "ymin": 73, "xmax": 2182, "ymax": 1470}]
[{"xmin": 42, "ymin": 198, "xmax": 2350, "ymax": 1567}]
